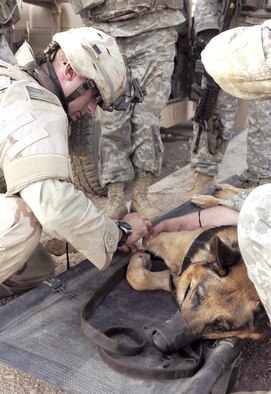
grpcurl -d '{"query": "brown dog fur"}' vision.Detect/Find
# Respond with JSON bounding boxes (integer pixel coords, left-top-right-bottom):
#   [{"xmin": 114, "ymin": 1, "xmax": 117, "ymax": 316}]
[
  {"xmin": 190, "ymin": 183, "xmax": 252, "ymax": 209},
  {"xmin": 127, "ymin": 185, "xmax": 270, "ymax": 342}
]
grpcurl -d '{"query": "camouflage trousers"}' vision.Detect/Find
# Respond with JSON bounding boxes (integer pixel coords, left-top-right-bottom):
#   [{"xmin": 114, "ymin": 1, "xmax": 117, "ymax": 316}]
[
  {"xmin": 238, "ymin": 184, "xmax": 271, "ymax": 322},
  {"xmin": 190, "ymin": 85, "xmax": 271, "ymax": 179},
  {"xmin": 98, "ymin": 27, "xmax": 178, "ymax": 187},
  {"xmin": 0, "ymin": 32, "xmax": 16, "ymax": 64},
  {"xmin": 0, "ymin": 194, "xmax": 54, "ymax": 296}
]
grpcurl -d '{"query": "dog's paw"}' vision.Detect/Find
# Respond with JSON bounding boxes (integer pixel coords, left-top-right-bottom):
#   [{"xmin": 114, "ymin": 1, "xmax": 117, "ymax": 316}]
[
  {"xmin": 126, "ymin": 252, "xmax": 152, "ymax": 291},
  {"xmin": 191, "ymin": 194, "xmax": 220, "ymax": 208},
  {"xmin": 213, "ymin": 183, "xmax": 248, "ymax": 199}
]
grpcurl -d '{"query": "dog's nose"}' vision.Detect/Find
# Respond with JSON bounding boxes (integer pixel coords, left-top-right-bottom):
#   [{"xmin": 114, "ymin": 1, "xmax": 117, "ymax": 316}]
[{"xmin": 152, "ymin": 309, "xmax": 196, "ymax": 353}]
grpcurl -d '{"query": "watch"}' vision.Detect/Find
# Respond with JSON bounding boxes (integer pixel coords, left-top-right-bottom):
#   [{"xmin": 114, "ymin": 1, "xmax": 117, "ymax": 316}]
[{"xmin": 116, "ymin": 220, "xmax": 133, "ymax": 246}]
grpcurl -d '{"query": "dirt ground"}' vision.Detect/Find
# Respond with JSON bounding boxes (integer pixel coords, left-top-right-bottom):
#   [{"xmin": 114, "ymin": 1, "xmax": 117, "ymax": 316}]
[{"xmin": 0, "ymin": 127, "xmax": 270, "ymax": 393}]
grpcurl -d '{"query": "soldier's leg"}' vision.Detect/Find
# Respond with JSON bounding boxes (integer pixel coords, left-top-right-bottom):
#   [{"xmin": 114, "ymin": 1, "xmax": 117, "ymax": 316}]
[
  {"xmin": 98, "ymin": 93, "xmax": 134, "ymax": 218},
  {"xmin": 0, "ymin": 194, "xmax": 54, "ymax": 297},
  {"xmin": 237, "ymin": 184, "xmax": 271, "ymax": 322},
  {"xmin": 240, "ymin": 99, "xmax": 271, "ymax": 187},
  {"xmin": 128, "ymin": 28, "xmax": 177, "ymax": 218},
  {"xmin": 0, "ymin": 31, "xmax": 16, "ymax": 64},
  {"xmin": 98, "ymin": 102, "xmax": 135, "ymax": 188},
  {"xmin": 189, "ymin": 89, "xmax": 238, "ymax": 195}
]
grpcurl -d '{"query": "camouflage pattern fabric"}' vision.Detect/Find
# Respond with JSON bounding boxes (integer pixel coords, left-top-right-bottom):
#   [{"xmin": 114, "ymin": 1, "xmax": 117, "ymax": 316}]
[
  {"xmin": 190, "ymin": 86, "xmax": 238, "ymax": 176},
  {"xmin": 219, "ymin": 189, "xmax": 252, "ymax": 212},
  {"xmin": 80, "ymin": 8, "xmax": 184, "ymax": 37},
  {"xmin": 0, "ymin": 194, "xmax": 42, "ymax": 281},
  {"xmin": 191, "ymin": 0, "xmax": 271, "ymax": 180},
  {"xmin": 79, "ymin": 2, "xmax": 183, "ymax": 186},
  {"xmin": 0, "ymin": 244, "xmax": 55, "ymax": 297},
  {"xmin": 97, "ymin": 27, "xmax": 178, "ymax": 187},
  {"xmin": 237, "ymin": 184, "xmax": 271, "ymax": 322},
  {"xmin": 0, "ymin": 31, "xmax": 16, "ymax": 64}
]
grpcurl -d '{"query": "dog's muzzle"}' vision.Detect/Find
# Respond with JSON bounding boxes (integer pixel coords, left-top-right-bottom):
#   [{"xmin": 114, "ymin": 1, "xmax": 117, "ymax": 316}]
[{"xmin": 152, "ymin": 309, "xmax": 196, "ymax": 353}]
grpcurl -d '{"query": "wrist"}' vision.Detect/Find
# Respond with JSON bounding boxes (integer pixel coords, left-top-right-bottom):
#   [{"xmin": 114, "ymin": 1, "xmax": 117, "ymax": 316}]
[{"xmin": 116, "ymin": 220, "xmax": 133, "ymax": 246}]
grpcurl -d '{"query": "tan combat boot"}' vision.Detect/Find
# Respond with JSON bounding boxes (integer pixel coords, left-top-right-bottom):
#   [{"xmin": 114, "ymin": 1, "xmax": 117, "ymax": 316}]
[
  {"xmin": 186, "ymin": 172, "xmax": 216, "ymax": 200},
  {"xmin": 130, "ymin": 169, "xmax": 160, "ymax": 220},
  {"xmin": 103, "ymin": 182, "xmax": 128, "ymax": 219}
]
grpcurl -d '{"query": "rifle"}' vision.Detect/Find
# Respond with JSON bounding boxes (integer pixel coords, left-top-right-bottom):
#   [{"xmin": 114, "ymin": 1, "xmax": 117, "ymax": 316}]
[{"xmin": 191, "ymin": 0, "xmax": 237, "ymax": 155}]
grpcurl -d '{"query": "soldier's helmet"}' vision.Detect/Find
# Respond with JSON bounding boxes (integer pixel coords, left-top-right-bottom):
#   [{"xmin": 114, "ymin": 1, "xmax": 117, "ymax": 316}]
[
  {"xmin": 201, "ymin": 20, "xmax": 271, "ymax": 100},
  {"xmin": 53, "ymin": 27, "xmax": 126, "ymax": 110}
]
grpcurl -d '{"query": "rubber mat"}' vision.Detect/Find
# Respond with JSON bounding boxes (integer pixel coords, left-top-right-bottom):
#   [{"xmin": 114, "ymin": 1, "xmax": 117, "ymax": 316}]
[{"xmin": 0, "ymin": 175, "xmax": 242, "ymax": 393}]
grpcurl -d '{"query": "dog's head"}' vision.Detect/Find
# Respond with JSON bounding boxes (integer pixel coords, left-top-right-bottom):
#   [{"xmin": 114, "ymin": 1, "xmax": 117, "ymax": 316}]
[
  {"xmin": 148, "ymin": 228, "xmax": 271, "ymax": 347},
  {"xmin": 173, "ymin": 234, "xmax": 270, "ymax": 341}
]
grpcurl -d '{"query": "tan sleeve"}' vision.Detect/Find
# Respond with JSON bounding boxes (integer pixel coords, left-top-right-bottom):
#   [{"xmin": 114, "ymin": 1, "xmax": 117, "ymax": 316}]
[{"xmin": 20, "ymin": 179, "xmax": 119, "ymax": 270}]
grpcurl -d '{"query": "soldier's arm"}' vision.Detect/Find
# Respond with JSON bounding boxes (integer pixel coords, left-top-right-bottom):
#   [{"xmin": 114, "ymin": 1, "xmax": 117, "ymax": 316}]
[
  {"xmin": 151, "ymin": 206, "xmax": 239, "ymax": 237},
  {"xmin": 20, "ymin": 179, "xmax": 119, "ymax": 270}
]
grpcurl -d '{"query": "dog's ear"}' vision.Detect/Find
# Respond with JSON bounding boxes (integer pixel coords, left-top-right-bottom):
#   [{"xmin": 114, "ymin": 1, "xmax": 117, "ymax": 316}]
[{"xmin": 211, "ymin": 236, "xmax": 241, "ymax": 277}]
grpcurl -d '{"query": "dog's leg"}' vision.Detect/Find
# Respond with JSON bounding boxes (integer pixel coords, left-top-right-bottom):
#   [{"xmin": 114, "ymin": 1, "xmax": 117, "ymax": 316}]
[
  {"xmin": 126, "ymin": 252, "xmax": 170, "ymax": 292},
  {"xmin": 191, "ymin": 183, "xmax": 252, "ymax": 208},
  {"xmin": 191, "ymin": 194, "xmax": 221, "ymax": 208},
  {"xmin": 214, "ymin": 184, "xmax": 252, "ymax": 198}
]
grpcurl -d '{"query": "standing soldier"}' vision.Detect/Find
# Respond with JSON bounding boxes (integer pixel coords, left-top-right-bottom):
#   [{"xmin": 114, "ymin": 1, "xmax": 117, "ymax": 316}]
[
  {"xmin": 187, "ymin": 0, "xmax": 271, "ymax": 197},
  {"xmin": 0, "ymin": 0, "xmax": 20, "ymax": 63},
  {"xmin": 69, "ymin": 0, "xmax": 186, "ymax": 220}
]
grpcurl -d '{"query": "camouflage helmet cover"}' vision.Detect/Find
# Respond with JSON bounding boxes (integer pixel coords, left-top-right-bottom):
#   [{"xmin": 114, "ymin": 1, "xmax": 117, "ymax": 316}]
[
  {"xmin": 201, "ymin": 20, "xmax": 271, "ymax": 100},
  {"xmin": 53, "ymin": 27, "xmax": 127, "ymax": 110}
]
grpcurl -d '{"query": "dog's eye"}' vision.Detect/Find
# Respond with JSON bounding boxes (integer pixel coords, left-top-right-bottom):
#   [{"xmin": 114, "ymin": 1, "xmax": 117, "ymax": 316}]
[
  {"xmin": 183, "ymin": 283, "xmax": 191, "ymax": 300},
  {"xmin": 212, "ymin": 318, "xmax": 230, "ymax": 331},
  {"xmin": 191, "ymin": 284, "xmax": 204, "ymax": 307}
]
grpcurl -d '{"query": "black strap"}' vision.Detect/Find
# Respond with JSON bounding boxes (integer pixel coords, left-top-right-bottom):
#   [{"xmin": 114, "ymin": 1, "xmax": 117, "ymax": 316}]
[
  {"xmin": 81, "ymin": 261, "xmax": 204, "ymax": 379},
  {"xmin": 180, "ymin": 225, "xmax": 232, "ymax": 275}
]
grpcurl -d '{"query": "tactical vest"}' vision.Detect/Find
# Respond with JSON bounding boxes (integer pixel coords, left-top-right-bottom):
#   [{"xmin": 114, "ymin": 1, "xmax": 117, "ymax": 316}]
[
  {"xmin": 70, "ymin": 0, "xmax": 182, "ymax": 22},
  {"xmin": 0, "ymin": 56, "xmax": 71, "ymax": 196}
]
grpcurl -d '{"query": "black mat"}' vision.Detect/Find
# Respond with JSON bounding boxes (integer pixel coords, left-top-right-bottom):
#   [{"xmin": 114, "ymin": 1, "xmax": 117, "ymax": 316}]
[{"xmin": 0, "ymin": 175, "xmax": 242, "ymax": 393}]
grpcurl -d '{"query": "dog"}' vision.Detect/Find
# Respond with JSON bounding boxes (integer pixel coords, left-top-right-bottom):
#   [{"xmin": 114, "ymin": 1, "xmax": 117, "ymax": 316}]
[{"xmin": 126, "ymin": 184, "xmax": 271, "ymax": 346}]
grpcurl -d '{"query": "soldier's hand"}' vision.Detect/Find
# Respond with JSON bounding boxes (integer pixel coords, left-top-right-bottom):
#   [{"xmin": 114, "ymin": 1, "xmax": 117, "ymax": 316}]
[
  {"xmin": 120, "ymin": 212, "xmax": 152, "ymax": 253},
  {"xmin": 151, "ymin": 218, "xmax": 185, "ymax": 237}
]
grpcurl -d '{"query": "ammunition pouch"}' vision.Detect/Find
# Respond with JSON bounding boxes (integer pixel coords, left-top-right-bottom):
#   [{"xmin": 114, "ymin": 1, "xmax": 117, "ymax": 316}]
[
  {"xmin": 0, "ymin": 0, "xmax": 20, "ymax": 27},
  {"xmin": 70, "ymin": 0, "xmax": 183, "ymax": 21}
]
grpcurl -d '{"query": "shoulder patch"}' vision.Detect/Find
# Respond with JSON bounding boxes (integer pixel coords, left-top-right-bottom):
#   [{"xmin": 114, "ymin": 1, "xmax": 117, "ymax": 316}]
[{"xmin": 25, "ymin": 85, "xmax": 61, "ymax": 107}]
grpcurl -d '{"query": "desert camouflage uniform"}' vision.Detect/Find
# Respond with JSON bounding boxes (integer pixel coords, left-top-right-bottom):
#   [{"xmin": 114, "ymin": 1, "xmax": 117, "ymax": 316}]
[
  {"xmin": 237, "ymin": 184, "xmax": 271, "ymax": 322},
  {"xmin": 191, "ymin": 0, "xmax": 271, "ymax": 182},
  {"xmin": 0, "ymin": 53, "xmax": 120, "ymax": 294},
  {"xmin": 78, "ymin": 3, "xmax": 184, "ymax": 186}
]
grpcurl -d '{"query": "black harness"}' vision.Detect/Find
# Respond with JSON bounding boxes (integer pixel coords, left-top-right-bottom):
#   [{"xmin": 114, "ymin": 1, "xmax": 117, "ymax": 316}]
[{"xmin": 170, "ymin": 226, "xmax": 232, "ymax": 297}]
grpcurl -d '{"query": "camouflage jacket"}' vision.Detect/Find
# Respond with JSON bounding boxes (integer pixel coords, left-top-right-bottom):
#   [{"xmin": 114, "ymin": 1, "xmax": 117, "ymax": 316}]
[
  {"xmin": 194, "ymin": 0, "xmax": 271, "ymax": 34},
  {"xmin": 70, "ymin": 0, "xmax": 185, "ymax": 37}
]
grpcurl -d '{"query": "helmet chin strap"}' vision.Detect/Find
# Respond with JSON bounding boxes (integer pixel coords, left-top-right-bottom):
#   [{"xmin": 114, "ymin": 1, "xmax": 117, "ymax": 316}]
[
  {"xmin": 43, "ymin": 42, "xmax": 146, "ymax": 114},
  {"xmin": 44, "ymin": 50, "xmax": 101, "ymax": 114},
  {"xmin": 45, "ymin": 53, "xmax": 69, "ymax": 113}
]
